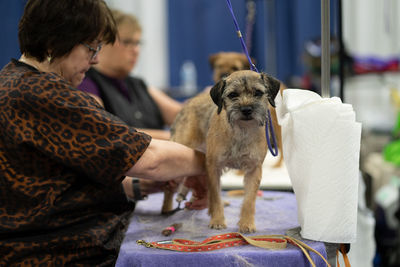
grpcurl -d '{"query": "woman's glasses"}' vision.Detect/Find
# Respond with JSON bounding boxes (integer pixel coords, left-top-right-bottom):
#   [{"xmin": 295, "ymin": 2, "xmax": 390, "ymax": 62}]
[
  {"xmin": 120, "ymin": 39, "xmax": 142, "ymax": 48},
  {"xmin": 81, "ymin": 43, "xmax": 102, "ymax": 60}
]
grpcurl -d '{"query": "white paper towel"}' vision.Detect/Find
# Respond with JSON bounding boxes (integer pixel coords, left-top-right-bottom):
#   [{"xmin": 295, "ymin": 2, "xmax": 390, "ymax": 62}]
[{"xmin": 275, "ymin": 89, "xmax": 362, "ymax": 243}]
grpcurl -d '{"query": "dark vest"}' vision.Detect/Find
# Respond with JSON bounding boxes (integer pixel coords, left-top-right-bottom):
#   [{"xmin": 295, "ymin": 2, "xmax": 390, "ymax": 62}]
[{"xmin": 86, "ymin": 68, "xmax": 165, "ymax": 129}]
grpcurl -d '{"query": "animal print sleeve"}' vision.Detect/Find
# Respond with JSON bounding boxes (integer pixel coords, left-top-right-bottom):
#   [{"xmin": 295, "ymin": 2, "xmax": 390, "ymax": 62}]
[{"xmin": 3, "ymin": 73, "xmax": 151, "ymax": 185}]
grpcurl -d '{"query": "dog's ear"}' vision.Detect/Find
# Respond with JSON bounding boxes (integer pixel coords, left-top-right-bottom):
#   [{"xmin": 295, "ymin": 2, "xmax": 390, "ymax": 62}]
[
  {"xmin": 210, "ymin": 79, "xmax": 226, "ymax": 114},
  {"xmin": 261, "ymin": 73, "xmax": 280, "ymax": 108},
  {"xmin": 209, "ymin": 54, "xmax": 219, "ymax": 69}
]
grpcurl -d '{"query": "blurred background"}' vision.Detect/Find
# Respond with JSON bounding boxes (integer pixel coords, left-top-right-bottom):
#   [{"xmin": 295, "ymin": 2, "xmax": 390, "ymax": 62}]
[
  {"xmin": 2, "ymin": 0, "xmax": 400, "ymax": 133},
  {"xmin": 2, "ymin": 0, "xmax": 400, "ymax": 266}
]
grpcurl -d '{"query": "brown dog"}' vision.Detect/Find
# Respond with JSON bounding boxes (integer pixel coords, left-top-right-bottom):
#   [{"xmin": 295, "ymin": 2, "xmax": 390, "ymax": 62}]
[
  {"xmin": 209, "ymin": 51, "xmax": 284, "ymax": 168},
  {"xmin": 166, "ymin": 70, "xmax": 280, "ymax": 233},
  {"xmin": 209, "ymin": 52, "xmax": 253, "ymax": 83}
]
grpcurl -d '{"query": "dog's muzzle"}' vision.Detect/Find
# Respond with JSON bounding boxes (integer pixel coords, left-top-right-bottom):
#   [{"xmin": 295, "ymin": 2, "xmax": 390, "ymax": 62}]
[{"xmin": 240, "ymin": 106, "xmax": 253, "ymax": 120}]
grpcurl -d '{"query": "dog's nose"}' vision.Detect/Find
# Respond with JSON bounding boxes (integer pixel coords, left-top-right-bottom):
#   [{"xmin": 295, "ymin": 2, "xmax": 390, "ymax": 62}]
[{"xmin": 240, "ymin": 106, "xmax": 253, "ymax": 116}]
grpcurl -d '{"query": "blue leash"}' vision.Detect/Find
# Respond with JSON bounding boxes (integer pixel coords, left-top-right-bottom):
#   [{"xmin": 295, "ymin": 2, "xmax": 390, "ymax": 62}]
[
  {"xmin": 265, "ymin": 109, "xmax": 278, "ymax": 156},
  {"xmin": 225, "ymin": 0, "xmax": 258, "ymax": 73},
  {"xmin": 225, "ymin": 0, "xmax": 278, "ymax": 157}
]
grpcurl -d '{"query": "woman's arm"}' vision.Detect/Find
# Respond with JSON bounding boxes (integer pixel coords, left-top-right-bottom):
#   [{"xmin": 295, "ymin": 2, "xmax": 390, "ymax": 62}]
[
  {"xmin": 148, "ymin": 87, "xmax": 182, "ymax": 126},
  {"xmin": 135, "ymin": 128, "xmax": 170, "ymax": 140},
  {"xmin": 122, "ymin": 176, "xmax": 178, "ymax": 199},
  {"xmin": 125, "ymin": 139, "xmax": 205, "ymax": 181}
]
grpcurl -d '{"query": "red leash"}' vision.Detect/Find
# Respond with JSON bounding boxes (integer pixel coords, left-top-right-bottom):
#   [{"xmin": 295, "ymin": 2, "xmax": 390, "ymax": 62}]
[{"xmin": 137, "ymin": 232, "xmax": 331, "ymax": 267}]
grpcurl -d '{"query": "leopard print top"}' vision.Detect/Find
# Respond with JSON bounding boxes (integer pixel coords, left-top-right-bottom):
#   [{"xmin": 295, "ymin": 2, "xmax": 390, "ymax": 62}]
[{"xmin": 0, "ymin": 59, "xmax": 152, "ymax": 266}]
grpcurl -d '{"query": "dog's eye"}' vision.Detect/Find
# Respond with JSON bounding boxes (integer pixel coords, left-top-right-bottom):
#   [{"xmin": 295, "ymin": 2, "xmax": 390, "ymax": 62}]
[
  {"xmin": 227, "ymin": 92, "xmax": 239, "ymax": 99},
  {"xmin": 254, "ymin": 90, "xmax": 264, "ymax": 97}
]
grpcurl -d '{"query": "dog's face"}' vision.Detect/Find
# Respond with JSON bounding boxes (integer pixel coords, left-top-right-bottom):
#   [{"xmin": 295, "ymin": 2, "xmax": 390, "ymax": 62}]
[
  {"xmin": 209, "ymin": 52, "xmax": 253, "ymax": 83},
  {"xmin": 210, "ymin": 70, "xmax": 280, "ymax": 127}
]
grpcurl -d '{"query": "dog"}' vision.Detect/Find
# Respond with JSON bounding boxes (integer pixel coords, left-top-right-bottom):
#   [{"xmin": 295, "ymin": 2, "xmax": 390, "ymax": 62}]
[
  {"xmin": 209, "ymin": 52, "xmax": 253, "ymax": 83},
  {"xmin": 163, "ymin": 70, "xmax": 280, "ymax": 233},
  {"xmin": 209, "ymin": 51, "xmax": 284, "ymax": 168}
]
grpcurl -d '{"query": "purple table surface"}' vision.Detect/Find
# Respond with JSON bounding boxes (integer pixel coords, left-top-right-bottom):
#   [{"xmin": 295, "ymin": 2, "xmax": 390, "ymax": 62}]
[{"xmin": 116, "ymin": 191, "xmax": 328, "ymax": 267}]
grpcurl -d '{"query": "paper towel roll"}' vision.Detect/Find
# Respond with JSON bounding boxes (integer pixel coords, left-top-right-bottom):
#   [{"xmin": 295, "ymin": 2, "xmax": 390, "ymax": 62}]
[{"xmin": 276, "ymin": 89, "xmax": 362, "ymax": 243}]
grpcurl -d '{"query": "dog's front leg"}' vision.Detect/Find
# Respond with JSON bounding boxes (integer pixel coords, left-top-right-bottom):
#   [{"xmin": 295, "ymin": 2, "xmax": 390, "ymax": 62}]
[
  {"xmin": 238, "ymin": 165, "xmax": 262, "ymax": 233},
  {"xmin": 207, "ymin": 162, "xmax": 226, "ymax": 229},
  {"xmin": 161, "ymin": 188, "xmax": 175, "ymax": 214}
]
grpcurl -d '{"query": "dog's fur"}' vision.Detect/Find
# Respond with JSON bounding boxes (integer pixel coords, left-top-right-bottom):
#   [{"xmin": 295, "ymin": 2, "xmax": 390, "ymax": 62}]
[
  {"xmin": 209, "ymin": 52, "xmax": 253, "ymax": 83},
  {"xmin": 164, "ymin": 70, "xmax": 280, "ymax": 233},
  {"xmin": 209, "ymin": 52, "xmax": 283, "ymax": 167}
]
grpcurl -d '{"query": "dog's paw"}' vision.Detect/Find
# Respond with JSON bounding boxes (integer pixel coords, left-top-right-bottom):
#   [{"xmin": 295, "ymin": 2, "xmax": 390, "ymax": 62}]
[
  {"xmin": 209, "ymin": 223, "xmax": 227, "ymax": 230},
  {"xmin": 161, "ymin": 204, "xmax": 173, "ymax": 215},
  {"xmin": 184, "ymin": 196, "xmax": 208, "ymax": 210},
  {"xmin": 209, "ymin": 218, "xmax": 227, "ymax": 230},
  {"xmin": 238, "ymin": 222, "xmax": 256, "ymax": 233}
]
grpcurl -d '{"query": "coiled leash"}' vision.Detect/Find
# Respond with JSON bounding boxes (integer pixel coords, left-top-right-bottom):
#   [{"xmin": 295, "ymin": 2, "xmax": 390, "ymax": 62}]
[
  {"xmin": 137, "ymin": 232, "xmax": 330, "ymax": 267},
  {"xmin": 226, "ymin": 0, "xmax": 278, "ymax": 156}
]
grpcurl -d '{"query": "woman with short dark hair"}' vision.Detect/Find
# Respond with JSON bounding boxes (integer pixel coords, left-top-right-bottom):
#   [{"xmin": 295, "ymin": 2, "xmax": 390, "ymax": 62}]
[
  {"xmin": 19, "ymin": 0, "xmax": 116, "ymax": 65},
  {"xmin": 0, "ymin": 0, "xmax": 205, "ymax": 265}
]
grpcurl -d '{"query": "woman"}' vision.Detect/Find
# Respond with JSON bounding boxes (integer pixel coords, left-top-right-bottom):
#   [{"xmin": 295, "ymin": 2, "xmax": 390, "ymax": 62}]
[
  {"xmin": 0, "ymin": 0, "xmax": 205, "ymax": 265},
  {"xmin": 79, "ymin": 9, "xmax": 187, "ymax": 202},
  {"xmin": 78, "ymin": 9, "xmax": 182, "ymax": 140}
]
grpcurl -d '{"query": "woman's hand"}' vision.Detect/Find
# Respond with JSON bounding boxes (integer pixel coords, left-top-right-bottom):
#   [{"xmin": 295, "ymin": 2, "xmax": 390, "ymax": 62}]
[{"xmin": 183, "ymin": 175, "xmax": 208, "ymax": 210}]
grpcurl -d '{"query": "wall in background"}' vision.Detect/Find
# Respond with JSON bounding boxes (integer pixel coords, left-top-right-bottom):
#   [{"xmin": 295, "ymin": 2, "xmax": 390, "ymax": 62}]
[
  {"xmin": 0, "ymin": 1, "xmax": 26, "ymax": 69},
  {"xmin": 342, "ymin": 0, "xmax": 400, "ymax": 131},
  {"xmin": 105, "ymin": 0, "xmax": 169, "ymax": 90},
  {"xmin": 168, "ymin": 0, "xmax": 247, "ymax": 90},
  {"xmin": 343, "ymin": 0, "xmax": 400, "ymax": 59},
  {"xmin": 0, "ymin": 0, "xmax": 335, "ymax": 94},
  {"xmin": 167, "ymin": 0, "xmax": 326, "ymax": 90}
]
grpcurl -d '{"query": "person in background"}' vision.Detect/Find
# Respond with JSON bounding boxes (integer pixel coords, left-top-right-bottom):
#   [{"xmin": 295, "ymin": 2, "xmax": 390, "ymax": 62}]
[
  {"xmin": 0, "ymin": 0, "xmax": 205, "ymax": 265},
  {"xmin": 78, "ymin": 9, "xmax": 190, "ymax": 203},
  {"xmin": 78, "ymin": 9, "xmax": 182, "ymax": 141}
]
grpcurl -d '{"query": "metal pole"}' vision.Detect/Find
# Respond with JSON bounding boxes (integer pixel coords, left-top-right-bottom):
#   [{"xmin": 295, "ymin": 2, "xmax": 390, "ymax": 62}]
[
  {"xmin": 265, "ymin": 0, "xmax": 277, "ymax": 77},
  {"xmin": 321, "ymin": 0, "xmax": 331, "ymax": 98},
  {"xmin": 338, "ymin": 0, "xmax": 344, "ymax": 100}
]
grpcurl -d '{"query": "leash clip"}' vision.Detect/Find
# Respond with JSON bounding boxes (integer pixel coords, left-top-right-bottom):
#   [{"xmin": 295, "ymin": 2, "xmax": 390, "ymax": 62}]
[{"xmin": 136, "ymin": 240, "xmax": 154, "ymax": 248}]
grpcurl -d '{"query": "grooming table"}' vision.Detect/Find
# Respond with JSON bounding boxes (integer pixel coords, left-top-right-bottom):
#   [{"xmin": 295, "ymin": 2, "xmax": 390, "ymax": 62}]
[{"xmin": 116, "ymin": 191, "xmax": 328, "ymax": 267}]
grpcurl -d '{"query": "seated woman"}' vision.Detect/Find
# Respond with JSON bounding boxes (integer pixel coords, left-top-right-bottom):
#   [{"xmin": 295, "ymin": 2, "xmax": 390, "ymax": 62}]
[
  {"xmin": 78, "ymin": 9, "xmax": 182, "ymax": 140},
  {"xmin": 0, "ymin": 1, "xmax": 205, "ymax": 265}
]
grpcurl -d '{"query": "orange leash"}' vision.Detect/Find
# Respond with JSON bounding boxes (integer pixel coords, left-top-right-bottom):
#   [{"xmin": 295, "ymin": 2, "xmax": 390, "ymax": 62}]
[
  {"xmin": 137, "ymin": 232, "xmax": 330, "ymax": 267},
  {"xmin": 336, "ymin": 244, "xmax": 351, "ymax": 267}
]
